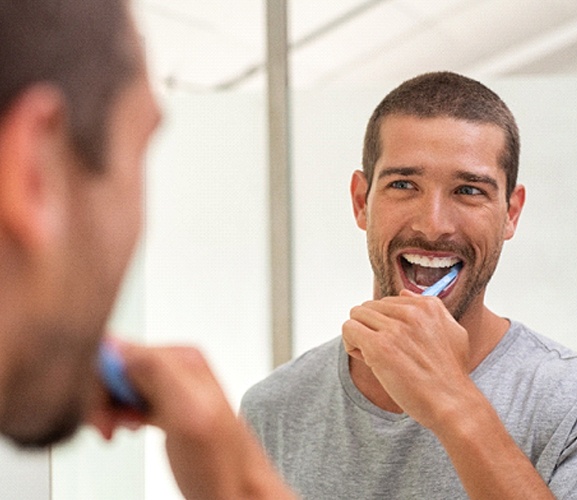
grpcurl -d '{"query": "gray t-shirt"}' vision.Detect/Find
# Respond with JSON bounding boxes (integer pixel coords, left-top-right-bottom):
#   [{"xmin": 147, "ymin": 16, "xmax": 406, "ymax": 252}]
[{"xmin": 241, "ymin": 321, "xmax": 577, "ymax": 499}]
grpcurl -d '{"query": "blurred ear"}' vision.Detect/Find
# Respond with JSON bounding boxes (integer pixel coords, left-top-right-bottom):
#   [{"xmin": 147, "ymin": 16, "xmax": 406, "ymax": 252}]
[
  {"xmin": 504, "ymin": 184, "xmax": 525, "ymax": 241},
  {"xmin": 351, "ymin": 170, "xmax": 369, "ymax": 230},
  {"xmin": 0, "ymin": 84, "xmax": 70, "ymax": 251}
]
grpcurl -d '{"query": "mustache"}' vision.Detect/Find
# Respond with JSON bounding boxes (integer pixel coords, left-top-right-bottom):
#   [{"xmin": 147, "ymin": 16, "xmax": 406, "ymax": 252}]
[{"xmin": 388, "ymin": 236, "xmax": 475, "ymax": 263}]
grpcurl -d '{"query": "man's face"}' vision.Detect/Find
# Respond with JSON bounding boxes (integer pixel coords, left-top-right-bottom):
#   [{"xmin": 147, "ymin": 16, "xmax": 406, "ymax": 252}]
[
  {"xmin": 0, "ymin": 54, "xmax": 161, "ymax": 448},
  {"xmin": 352, "ymin": 115, "xmax": 524, "ymax": 321}
]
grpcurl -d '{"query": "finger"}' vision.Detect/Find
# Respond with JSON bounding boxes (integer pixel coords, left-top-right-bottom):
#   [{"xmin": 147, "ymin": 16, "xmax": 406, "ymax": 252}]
[
  {"xmin": 350, "ymin": 299, "xmax": 419, "ymax": 330},
  {"xmin": 342, "ymin": 318, "xmax": 378, "ymax": 361},
  {"xmin": 86, "ymin": 405, "xmax": 144, "ymax": 440},
  {"xmin": 85, "ymin": 379, "xmax": 145, "ymax": 440},
  {"xmin": 360, "ymin": 296, "xmax": 422, "ymax": 317},
  {"xmin": 349, "ymin": 304, "xmax": 390, "ymax": 331}
]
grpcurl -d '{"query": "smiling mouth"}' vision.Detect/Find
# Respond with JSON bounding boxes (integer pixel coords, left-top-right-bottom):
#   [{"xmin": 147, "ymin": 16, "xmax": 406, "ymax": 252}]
[{"xmin": 401, "ymin": 253, "xmax": 462, "ymax": 291}]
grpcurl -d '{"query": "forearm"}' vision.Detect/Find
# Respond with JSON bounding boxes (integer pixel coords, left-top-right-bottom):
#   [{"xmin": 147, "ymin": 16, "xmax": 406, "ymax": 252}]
[
  {"xmin": 231, "ymin": 423, "xmax": 299, "ymax": 500},
  {"xmin": 92, "ymin": 343, "xmax": 297, "ymax": 500},
  {"xmin": 166, "ymin": 418, "xmax": 298, "ymax": 500},
  {"xmin": 433, "ymin": 389, "xmax": 554, "ymax": 500}
]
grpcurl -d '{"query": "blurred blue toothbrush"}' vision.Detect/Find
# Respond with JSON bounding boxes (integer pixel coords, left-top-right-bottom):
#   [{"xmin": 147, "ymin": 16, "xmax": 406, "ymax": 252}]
[{"xmin": 98, "ymin": 341, "xmax": 147, "ymax": 411}]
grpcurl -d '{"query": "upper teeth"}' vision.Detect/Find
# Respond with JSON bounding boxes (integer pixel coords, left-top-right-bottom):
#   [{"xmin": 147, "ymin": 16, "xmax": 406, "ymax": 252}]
[{"xmin": 403, "ymin": 253, "xmax": 460, "ymax": 268}]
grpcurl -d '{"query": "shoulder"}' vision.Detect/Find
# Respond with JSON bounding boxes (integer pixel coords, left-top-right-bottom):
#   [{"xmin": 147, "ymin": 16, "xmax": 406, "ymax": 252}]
[
  {"xmin": 479, "ymin": 320, "xmax": 577, "ymax": 411},
  {"xmin": 507, "ymin": 320, "xmax": 577, "ymax": 369},
  {"xmin": 240, "ymin": 337, "xmax": 341, "ymax": 413}
]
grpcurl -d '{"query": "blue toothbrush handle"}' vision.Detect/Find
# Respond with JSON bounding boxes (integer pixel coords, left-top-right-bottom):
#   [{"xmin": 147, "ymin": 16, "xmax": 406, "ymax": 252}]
[
  {"xmin": 98, "ymin": 342, "xmax": 147, "ymax": 411},
  {"xmin": 421, "ymin": 263, "xmax": 462, "ymax": 297}
]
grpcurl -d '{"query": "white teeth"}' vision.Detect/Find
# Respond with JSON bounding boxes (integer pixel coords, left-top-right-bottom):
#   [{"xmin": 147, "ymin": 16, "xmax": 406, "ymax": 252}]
[{"xmin": 403, "ymin": 253, "xmax": 460, "ymax": 268}]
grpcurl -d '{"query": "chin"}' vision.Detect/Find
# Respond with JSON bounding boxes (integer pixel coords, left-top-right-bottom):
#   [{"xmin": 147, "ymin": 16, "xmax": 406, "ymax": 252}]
[
  {"xmin": 0, "ymin": 388, "xmax": 85, "ymax": 448},
  {"xmin": 6, "ymin": 415, "xmax": 81, "ymax": 449},
  {"xmin": 0, "ymin": 358, "xmax": 90, "ymax": 449}
]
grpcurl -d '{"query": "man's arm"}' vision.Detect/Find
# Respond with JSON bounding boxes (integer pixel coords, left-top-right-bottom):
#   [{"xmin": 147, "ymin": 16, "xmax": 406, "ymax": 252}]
[
  {"xmin": 90, "ymin": 343, "xmax": 296, "ymax": 500},
  {"xmin": 342, "ymin": 291, "xmax": 555, "ymax": 499},
  {"xmin": 434, "ymin": 386, "xmax": 554, "ymax": 499}
]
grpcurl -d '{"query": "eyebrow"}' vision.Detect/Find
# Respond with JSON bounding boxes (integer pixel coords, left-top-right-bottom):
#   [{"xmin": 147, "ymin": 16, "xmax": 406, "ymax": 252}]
[
  {"xmin": 455, "ymin": 170, "xmax": 499, "ymax": 190},
  {"xmin": 376, "ymin": 166, "xmax": 424, "ymax": 180}
]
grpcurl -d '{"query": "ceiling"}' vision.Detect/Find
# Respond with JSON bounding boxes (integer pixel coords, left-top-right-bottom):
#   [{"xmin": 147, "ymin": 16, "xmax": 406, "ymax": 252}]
[{"xmin": 136, "ymin": 0, "xmax": 577, "ymax": 92}]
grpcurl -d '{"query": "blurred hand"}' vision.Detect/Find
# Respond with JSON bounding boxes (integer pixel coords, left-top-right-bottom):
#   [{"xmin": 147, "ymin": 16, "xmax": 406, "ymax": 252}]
[{"xmin": 88, "ymin": 342, "xmax": 296, "ymax": 500}]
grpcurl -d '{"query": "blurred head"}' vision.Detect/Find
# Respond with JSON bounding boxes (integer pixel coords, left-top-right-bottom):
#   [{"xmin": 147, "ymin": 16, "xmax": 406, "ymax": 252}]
[
  {"xmin": 0, "ymin": 0, "xmax": 160, "ymax": 447},
  {"xmin": 362, "ymin": 72, "xmax": 520, "ymax": 202}
]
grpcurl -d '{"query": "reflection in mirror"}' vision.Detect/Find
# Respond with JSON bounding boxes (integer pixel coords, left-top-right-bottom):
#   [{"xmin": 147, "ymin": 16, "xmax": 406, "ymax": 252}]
[{"xmin": 51, "ymin": 1, "xmax": 577, "ymax": 498}]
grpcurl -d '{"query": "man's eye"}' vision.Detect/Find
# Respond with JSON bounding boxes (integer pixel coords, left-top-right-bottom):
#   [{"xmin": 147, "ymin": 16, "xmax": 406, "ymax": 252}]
[
  {"xmin": 456, "ymin": 185, "xmax": 483, "ymax": 195},
  {"xmin": 390, "ymin": 180, "xmax": 414, "ymax": 190}
]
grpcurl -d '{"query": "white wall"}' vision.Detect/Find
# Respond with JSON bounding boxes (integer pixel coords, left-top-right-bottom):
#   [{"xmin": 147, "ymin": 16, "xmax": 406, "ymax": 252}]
[
  {"xmin": 485, "ymin": 77, "xmax": 577, "ymax": 350},
  {"xmin": 0, "ymin": 442, "xmax": 49, "ymax": 500}
]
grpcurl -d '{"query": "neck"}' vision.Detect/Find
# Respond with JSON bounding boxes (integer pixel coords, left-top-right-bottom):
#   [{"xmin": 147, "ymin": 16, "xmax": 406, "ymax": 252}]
[{"xmin": 349, "ymin": 356, "xmax": 403, "ymax": 413}]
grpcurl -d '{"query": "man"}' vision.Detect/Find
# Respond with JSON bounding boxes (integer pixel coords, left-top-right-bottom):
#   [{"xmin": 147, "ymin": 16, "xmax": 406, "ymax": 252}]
[
  {"xmin": 241, "ymin": 72, "xmax": 577, "ymax": 498},
  {"xmin": 0, "ymin": 1, "xmax": 294, "ymax": 498}
]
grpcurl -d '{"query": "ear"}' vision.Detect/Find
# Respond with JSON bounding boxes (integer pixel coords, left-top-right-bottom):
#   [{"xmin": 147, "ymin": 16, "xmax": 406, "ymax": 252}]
[
  {"xmin": 350, "ymin": 170, "xmax": 369, "ymax": 230},
  {"xmin": 504, "ymin": 184, "xmax": 525, "ymax": 240},
  {"xmin": 0, "ymin": 84, "xmax": 69, "ymax": 251}
]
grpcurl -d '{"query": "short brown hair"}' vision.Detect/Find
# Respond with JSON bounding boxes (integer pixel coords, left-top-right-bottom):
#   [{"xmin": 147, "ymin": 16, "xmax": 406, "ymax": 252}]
[
  {"xmin": 362, "ymin": 72, "xmax": 520, "ymax": 200},
  {"xmin": 0, "ymin": 0, "xmax": 140, "ymax": 169}
]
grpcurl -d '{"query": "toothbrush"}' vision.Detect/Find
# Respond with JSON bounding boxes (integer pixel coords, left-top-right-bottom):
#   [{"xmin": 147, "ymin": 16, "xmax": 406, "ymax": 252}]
[
  {"xmin": 98, "ymin": 341, "xmax": 147, "ymax": 411},
  {"xmin": 421, "ymin": 262, "xmax": 462, "ymax": 297}
]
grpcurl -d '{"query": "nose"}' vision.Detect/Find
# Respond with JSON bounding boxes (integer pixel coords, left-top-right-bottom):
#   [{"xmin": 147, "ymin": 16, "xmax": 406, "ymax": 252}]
[{"xmin": 410, "ymin": 191, "xmax": 456, "ymax": 241}]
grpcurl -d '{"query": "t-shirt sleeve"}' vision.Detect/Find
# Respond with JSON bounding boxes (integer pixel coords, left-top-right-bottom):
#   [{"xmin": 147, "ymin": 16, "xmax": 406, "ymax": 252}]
[{"xmin": 542, "ymin": 404, "xmax": 577, "ymax": 499}]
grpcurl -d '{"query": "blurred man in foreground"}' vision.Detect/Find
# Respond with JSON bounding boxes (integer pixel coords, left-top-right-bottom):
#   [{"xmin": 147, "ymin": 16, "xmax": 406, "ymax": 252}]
[{"xmin": 0, "ymin": 1, "xmax": 294, "ymax": 498}]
